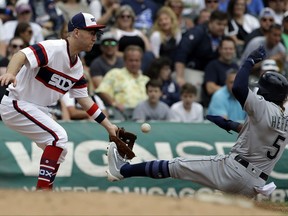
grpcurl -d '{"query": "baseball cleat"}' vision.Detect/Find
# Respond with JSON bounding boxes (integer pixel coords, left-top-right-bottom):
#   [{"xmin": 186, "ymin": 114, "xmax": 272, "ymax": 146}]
[{"xmin": 106, "ymin": 142, "xmax": 127, "ymax": 182}]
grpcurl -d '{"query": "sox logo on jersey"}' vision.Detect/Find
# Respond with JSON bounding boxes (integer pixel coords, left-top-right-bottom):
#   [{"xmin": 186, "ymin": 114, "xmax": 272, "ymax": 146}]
[{"xmin": 48, "ymin": 74, "xmax": 74, "ymax": 91}]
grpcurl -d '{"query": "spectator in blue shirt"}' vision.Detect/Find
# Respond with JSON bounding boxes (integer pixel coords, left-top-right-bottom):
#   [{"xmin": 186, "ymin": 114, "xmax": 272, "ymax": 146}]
[{"xmin": 207, "ymin": 69, "xmax": 246, "ymax": 121}]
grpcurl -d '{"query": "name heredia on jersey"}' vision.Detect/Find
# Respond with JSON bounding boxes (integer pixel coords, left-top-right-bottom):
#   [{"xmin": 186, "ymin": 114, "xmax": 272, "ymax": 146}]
[{"xmin": 271, "ymin": 116, "xmax": 288, "ymax": 132}]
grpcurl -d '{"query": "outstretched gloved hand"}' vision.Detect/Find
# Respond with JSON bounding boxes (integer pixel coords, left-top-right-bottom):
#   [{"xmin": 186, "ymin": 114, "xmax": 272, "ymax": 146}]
[
  {"xmin": 206, "ymin": 115, "xmax": 241, "ymax": 134},
  {"xmin": 246, "ymin": 45, "xmax": 266, "ymax": 65}
]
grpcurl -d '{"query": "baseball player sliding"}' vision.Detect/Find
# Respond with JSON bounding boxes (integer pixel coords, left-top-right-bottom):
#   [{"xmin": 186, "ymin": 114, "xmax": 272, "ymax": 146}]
[
  {"xmin": 0, "ymin": 12, "xmax": 118, "ymax": 190},
  {"xmin": 107, "ymin": 46, "xmax": 288, "ymax": 198}
]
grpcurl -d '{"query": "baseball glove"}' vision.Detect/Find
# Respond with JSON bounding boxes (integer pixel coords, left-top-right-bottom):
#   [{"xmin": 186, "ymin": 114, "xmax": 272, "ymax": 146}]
[{"xmin": 109, "ymin": 127, "xmax": 137, "ymax": 160}]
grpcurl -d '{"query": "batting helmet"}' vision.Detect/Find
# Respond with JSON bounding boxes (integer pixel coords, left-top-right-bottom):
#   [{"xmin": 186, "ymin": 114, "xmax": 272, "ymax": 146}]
[{"xmin": 257, "ymin": 71, "xmax": 288, "ymax": 103}]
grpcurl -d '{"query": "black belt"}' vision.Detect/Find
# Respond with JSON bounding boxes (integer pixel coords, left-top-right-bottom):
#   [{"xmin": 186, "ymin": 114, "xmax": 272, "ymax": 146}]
[
  {"xmin": 5, "ymin": 90, "xmax": 9, "ymax": 96},
  {"xmin": 234, "ymin": 155, "xmax": 268, "ymax": 181}
]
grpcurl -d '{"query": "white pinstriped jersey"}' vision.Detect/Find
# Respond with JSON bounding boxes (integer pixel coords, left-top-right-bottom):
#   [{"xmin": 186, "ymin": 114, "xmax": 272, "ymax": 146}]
[
  {"xmin": 7, "ymin": 39, "xmax": 88, "ymax": 107},
  {"xmin": 231, "ymin": 89, "xmax": 288, "ymax": 175}
]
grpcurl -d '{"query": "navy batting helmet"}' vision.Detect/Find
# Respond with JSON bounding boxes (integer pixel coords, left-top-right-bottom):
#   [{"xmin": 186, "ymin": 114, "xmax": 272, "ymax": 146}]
[{"xmin": 257, "ymin": 71, "xmax": 288, "ymax": 103}]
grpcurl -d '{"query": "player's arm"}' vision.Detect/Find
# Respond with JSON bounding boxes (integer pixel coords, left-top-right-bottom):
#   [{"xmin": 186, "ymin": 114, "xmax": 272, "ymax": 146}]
[
  {"xmin": 206, "ymin": 115, "xmax": 243, "ymax": 133},
  {"xmin": 174, "ymin": 29, "xmax": 200, "ymax": 87},
  {"xmin": 0, "ymin": 51, "xmax": 27, "ymax": 86},
  {"xmin": 232, "ymin": 46, "xmax": 266, "ymax": 107},
  {"xmin": 76, "ymin": 97, "xmax": 117, "ymax": 136}
]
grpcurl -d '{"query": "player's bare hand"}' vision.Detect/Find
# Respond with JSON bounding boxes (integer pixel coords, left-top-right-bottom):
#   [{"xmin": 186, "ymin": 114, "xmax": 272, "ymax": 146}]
[{"xmin": 0, "ymin": 74, "xmax": 17, "ymax": 87}]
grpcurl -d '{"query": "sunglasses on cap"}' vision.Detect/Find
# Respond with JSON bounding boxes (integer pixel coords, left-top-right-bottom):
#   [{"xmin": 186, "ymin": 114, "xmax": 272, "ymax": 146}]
[{"xmin": 102, "ymin": 40, "xmax": 118, "ymax": 46}]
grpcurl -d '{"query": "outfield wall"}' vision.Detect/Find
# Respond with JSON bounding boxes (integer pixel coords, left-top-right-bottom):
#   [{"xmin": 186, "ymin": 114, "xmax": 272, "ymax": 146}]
[{"xmin": 0, "ymin": 121, "xmax": 287, "ymax": 202}]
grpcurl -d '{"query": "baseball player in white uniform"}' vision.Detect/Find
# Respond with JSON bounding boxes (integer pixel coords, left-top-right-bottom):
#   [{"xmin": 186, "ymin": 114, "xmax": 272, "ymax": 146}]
[
  {"xmin": 0, "ymin": 12, "xmax": 118, "ymax": 190},
  {"xmin": 107, "ymin": 46, "xmax": 288, "ymax": 198}
]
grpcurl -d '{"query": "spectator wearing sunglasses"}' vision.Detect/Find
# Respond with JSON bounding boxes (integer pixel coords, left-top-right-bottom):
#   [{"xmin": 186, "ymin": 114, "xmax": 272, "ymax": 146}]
[
  {"xmin": 0, "ymin": 1, "xmax": 44, "ymax": 56},
  {"xmin": 225, "ymin": 0, "xmax": 260, "ymax": 58},
  {"xmin": 14, "ymin": 22, "xmax": 33, "ymax": 48},
  {"xmin": 244, "ymin": 8, "xmax": 276, "ymax": 49},
  {"xmin": 204, "ymin": 0, "xmax": 220, "ymax": 12},
  {"xmin": 89, "ymin": 31, "xmax": 124, "ymax": 89},
  {"xmin": 111, "ymin": 5, "xmax": 154, "ymax": 72},
  {"xmin": 0, "ymin": 37, "xmax": 25, "ymax": 75}
]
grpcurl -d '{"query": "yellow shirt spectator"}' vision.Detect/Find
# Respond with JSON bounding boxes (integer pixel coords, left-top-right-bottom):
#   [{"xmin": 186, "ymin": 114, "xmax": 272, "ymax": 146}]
[
  {"xmin": 96, "ymin": 67, "xmax": 149, "ymax": 108},
  {"xmin": 96, "ymin": 45, "xmax": 150, "ymax": 110}
]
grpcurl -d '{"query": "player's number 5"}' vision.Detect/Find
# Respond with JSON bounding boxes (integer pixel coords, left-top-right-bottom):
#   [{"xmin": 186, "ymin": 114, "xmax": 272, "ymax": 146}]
[{"xmin": 267, "ymin": 135, "xmax": 285, "ymax": 160}]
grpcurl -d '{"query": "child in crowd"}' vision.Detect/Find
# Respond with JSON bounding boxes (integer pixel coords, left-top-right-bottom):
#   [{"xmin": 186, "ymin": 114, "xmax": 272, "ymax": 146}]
[
  {"xmin": 170, "ymin": 83, "xmax": 204, "ymax": 122},
  {"xmin": 132, "ymin": 79, "xmax": 172, "ymax": 121}
]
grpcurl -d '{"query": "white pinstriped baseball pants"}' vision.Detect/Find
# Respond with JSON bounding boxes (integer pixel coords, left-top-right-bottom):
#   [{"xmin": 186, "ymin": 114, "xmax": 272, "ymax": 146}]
[{"xmin": 0, "ymin": 95, "xmax": 68, "ymax": 163}]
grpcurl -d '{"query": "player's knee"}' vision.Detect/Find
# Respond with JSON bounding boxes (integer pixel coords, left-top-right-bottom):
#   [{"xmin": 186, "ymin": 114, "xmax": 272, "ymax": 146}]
[{"xmin": 57, "ymin": 128, "xmax": 68, "ymax": 144}]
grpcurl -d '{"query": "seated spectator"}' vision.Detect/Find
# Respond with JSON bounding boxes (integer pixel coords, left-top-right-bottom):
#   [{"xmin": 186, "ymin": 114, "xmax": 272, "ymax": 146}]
[
  {"xmin": 266, "ymin": 0, "xmax": 286, "ymax": 24},
  {"xmin": 204, "ymin": 0, "xmax": 220, "ymax": 12},
  {"xmin": 120, "ymin": 0, "xmax": 160, "ymax": 35},
  {"xmin": 96, "ymin": 45, "xmax": 149, "ymax": 113},
  {"xmin": 62, "ymin": 91, "xmax": 108, "ymax": 120},
  {"xmin": 194, "ymin": 8, "xmax": 211, "ymax": 25},
  {"xmin": 244, "ymin": 7, "xmax": 276, "ymax": 49},
  {"xmin": 89, "ymin": 0, "xmax": 120, "ymax": 30},
  {"xmin": 0, "ymin": 37, "xmax": 25, "ymax": 75},
  {"xmin": 149, "ymin": 6, "xmax": 182, "ymax": 60},
  {"xmin": 181, "ymin": 0, "xmax": 205, "ymax": 20},
  {"xmin": 246, "ymin": 0, "xmax": 264, "ymax": 17},
  {"xmin": 14, "ymin": 22, "xmax": 33, "ymax": 48},
  {"xmin": 56, "ymin": 0, "xmax": 91, "ymax": 23},
  {"xmin": 240, "ymin": 24, "xmax": 286, "ymax": 72},
  {"xmin": 145, "ymin": 57, "xmax": 180, "ymax": 106},
  {"xmin": 111, "ymin": 5, "xmax": 151, "ymax": 53},
  {"xmin": 110, "ymin": 5, "xmax": 154, "ymax": 72},
  {"xmin": 219, "ymin": 0, "xmax": 263, "ymax": 16},
  {"xmin": 89, "ymin": 31, "xmax": 124, "ymax": 89},
  {"xmin": 170, "ymin": 83, "xmax": 204, "ymax": 122},
  {"xmin": 0, "ymin": 2, "xmax": 44, "ymax": 51},
  {"xmin": 225, "ymin": 0, "xmax": 260, "ymax": 58},
  {"xmin": 207, "ymin": 69, "xmax": 246, "ymax": 121},
  {"xmin": 30, "ymin": 0, "xmax": 64, "ymax": 32},
  {"xmin": 132, "ymin": 79, "xmax": 172, "ymax": 121},
  {"xmin": 202, "ymin": 36, "xmax": 239, "ymax": 107},
  {"xmin": 165, "ymin": 0, "xmax": 194, "ymax": 33},
  {"xmin": 174, "ymin": 10, "xmax": 228, "ymax": 86},
  {"xmin": 41, "ymin": 18, "xmax": 59, "ymax": 40}
]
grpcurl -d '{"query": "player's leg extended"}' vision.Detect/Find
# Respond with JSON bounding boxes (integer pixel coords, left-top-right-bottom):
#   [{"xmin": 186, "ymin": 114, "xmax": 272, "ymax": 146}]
[
  {"xmin": 0, "ymin": 99, "xmax": 68, "ymax": 190},
  {"xmin": 107, "ymin": 142, "xmax": 171, "ymax": 181},
  {"xmin": 107, "ymin": 142, "xmax": 225, "ymax": 190}
]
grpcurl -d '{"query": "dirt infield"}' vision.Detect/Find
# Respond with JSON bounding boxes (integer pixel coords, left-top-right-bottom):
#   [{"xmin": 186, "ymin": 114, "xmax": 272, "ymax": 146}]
[{"xmin": 0, "ymin": 189, "xmax": 286, "ymax": 216}]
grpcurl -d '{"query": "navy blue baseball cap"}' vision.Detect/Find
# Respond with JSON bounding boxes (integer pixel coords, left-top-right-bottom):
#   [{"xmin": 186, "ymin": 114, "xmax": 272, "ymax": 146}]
[{"xmin": 68, "ymin": 12, "xmax": 105, "ymax": 32}]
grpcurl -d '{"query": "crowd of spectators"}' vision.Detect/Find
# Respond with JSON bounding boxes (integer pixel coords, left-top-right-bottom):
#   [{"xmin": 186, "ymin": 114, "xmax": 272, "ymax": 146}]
[{"xmin": 0, "ymin": 0, "xmax": 288, "ymax": 123}]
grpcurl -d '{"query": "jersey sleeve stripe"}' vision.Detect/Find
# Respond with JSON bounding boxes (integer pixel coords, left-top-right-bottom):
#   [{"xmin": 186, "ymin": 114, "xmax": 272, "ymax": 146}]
[
  {"xmin": 72, "ymin": 76, "xmax": 88, "ymax": 89},
  {"xmin": 30, "ymin": 44, "xmax": 48, "ymax": 67}
]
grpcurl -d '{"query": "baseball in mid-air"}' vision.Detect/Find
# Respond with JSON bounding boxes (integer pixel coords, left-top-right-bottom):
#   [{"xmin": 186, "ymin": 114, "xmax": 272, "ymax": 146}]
[{"xmin": 141, "ymin": 123, "xmax": 151, "ymax": 133}]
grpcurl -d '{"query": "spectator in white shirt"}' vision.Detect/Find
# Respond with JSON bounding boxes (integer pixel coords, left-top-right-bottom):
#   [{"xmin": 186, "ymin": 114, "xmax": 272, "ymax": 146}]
[{"xmin": 170, "ymin": 83, "xmax": 204, "ymax": 122}]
